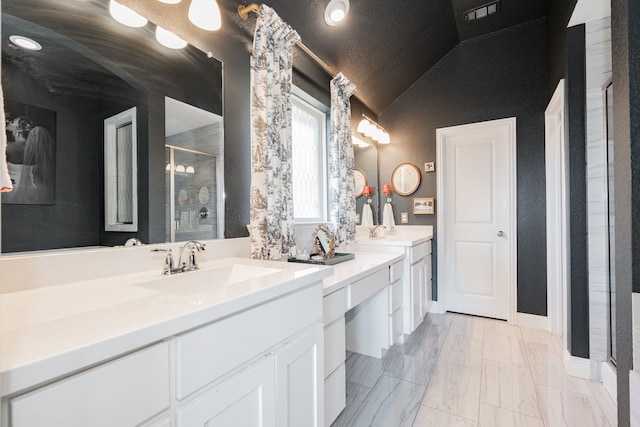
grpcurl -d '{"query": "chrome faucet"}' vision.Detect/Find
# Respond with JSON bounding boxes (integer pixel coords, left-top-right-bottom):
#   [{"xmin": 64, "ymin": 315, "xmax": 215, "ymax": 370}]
[
  {"xmin": 177, "ymin": 240, "xmax": 206, "ymax": 272},
  {"xmin": 151, "ymin": 241, "xmax": 206, "ymax": 275},
  {"xmin": 369, "ymin": 225, "xmax": 383, "ymax": 239},
  {"xmin": 124, "ymin": 238, "xmax": 143, "ymax": 247}
]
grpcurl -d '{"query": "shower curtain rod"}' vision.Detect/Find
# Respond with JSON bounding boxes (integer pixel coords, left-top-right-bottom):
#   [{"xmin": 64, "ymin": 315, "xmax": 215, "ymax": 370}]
[{"xmin": 237, "ymin": 3, "xmax": 338, "ymax": 78}]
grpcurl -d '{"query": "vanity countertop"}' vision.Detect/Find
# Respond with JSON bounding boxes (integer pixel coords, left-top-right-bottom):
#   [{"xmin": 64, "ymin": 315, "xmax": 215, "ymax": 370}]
[
  {"xmin": 350, "ymin": 225, "xmax": 434, "ymax": 248},
  {"xmin": 322, "ymin": 251, "xmax": 405, "ymax": 296},
  {"xmin": 0, "ymin": 257, "xmax": 332, "ymax": 397}
]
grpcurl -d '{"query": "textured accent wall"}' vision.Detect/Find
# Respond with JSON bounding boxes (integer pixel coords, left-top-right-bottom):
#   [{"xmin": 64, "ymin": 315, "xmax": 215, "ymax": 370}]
[
  {"xmin": 378, "ymin": 19, "xmax": 547, "ymax": 315},
  {"xmin": 566, "ymin": 24, "xmax": 589, "ymax": 359}
]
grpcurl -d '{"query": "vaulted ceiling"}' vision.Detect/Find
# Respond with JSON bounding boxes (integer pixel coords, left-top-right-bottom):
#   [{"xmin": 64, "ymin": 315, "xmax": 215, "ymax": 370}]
[{"xmin": 261, "ymin": 0, "xmax": 550, "ymax": 115}]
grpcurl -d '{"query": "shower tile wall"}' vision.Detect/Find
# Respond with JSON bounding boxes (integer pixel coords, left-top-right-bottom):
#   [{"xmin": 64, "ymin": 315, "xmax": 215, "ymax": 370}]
[{"xmin": 585, "ymin": 16, "xmax": 611, "ymax": 381}]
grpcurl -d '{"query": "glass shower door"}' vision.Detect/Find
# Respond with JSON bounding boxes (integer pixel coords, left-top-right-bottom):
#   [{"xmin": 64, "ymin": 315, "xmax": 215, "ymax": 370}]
[{"xmin": 166, "ymin": 146, "xmax": 218, "ymax": 243}]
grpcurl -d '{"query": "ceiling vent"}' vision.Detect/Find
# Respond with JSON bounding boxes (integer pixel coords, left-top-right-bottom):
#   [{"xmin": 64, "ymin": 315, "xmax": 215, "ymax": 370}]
[{"xmin": 464, "ymin": 1, "xmax": 500, "ymax": 22}]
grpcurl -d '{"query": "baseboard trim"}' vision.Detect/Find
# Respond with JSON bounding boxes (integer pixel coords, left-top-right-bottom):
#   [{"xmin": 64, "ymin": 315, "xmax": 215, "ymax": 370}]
[
  {"xmin": 516, "ymin": 312, "xmax": 549, "ymax": 331},
  {"xmin": 428, "ymin": 300, "xmax": 446, "ymax": 314},
  {"xmin": 563, "ymin": 349, "xmax": 591, "ymax": 379},
  {"xmin": 601, "ymin": 361, "xmax": 617, "ymax": 403}
]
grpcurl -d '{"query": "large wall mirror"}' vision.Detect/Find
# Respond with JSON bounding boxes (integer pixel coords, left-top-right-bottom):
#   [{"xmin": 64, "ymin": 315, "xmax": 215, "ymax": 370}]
[
  {"xmin": 354, "ymin": 137, "xmax": 379, "ymax": 225},
  {"xmin": 1, "ymin": 0, "xmax": 223, "ymax": 253}
]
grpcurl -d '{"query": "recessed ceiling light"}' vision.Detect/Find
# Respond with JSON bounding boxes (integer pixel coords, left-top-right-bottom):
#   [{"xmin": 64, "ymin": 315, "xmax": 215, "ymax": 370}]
[
  {"xmin": 109, "ymin": 0, "xmax": 148, "ymax": 28},
  {"xmin": 155, "ymin": 26, "xmax": 187, "ymax": 49},
  {"xmin": 325, "ymin": 0, "xmax": 349, "ymax": 26},
  {"xmin": 9, "ymin": 35, "xmax": 42, "ymax": 51}
]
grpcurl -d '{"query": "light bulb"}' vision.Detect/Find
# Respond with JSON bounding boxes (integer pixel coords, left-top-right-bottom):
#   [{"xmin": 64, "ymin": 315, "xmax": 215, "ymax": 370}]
[
  {"xmin": 379, "ymin": 132, "xmax": 391, "ymax": 144},
  {"xmin": 188, "ymin": 0, "xmax": 222, "ymax": 31},
  {"xmin": 175, "ymin": 164, "xmax": 186, "ymax": 173},
  {"xmin": 156, "ymin": 26, "xmax": 187, "ymax": 49},
  {"xmin": 109, "ymin": 0, "xmax": 148, "ymax": 28},
  {"xmin": 324, "ymin": 0, "xmax": 349, "ymax": 26},
  {"xmin": 185, "ymin": 166, "xmax": 195, "ymax": 174},
  {"xmin": 357, "ymin": 118, "xmax": 370, "ymax": 134},
  {"xmin": 9, "ymin": 35, "xmax": 42, "ymax": 51}
]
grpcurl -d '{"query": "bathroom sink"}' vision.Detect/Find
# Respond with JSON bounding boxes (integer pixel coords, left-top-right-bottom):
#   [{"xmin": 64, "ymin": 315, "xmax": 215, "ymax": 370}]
[{"xmin": 136, "ymin": 264, "xmax": 282, "ymax": 295}]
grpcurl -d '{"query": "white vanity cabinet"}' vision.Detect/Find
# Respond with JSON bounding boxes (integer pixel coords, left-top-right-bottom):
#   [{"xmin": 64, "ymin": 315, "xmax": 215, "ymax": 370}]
[
  {"xmin": 353, "ymin": 238, "xmax": 433, "ymax": 335},
  {"xmin": 407, "ymin": 240, "xmax": 432, "ymax": 333},
  {"xmin": 6, "ymin": 281, "xmax": 324, "ymax": 427},
  {"xmin": 176, "ymin": 355, "xmax": 276, "ymax": 426},
  {"xmin": 322, "ymin": 287, "xmax": 347, "ymax": 427},
  {"xmin": 10, "ymin": 342, "xmax": 171, "ymax": 427}
]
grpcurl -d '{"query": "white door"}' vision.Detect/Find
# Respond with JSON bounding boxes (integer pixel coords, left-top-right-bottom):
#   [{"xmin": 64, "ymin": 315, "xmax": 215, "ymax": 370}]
[{"xmin": 437, "ymin": 118, "xmax": 516, "ymax": 321}]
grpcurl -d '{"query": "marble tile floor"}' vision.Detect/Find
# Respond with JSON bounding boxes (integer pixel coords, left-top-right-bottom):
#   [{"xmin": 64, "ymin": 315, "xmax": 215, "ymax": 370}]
[{"xmin": 331, "ymin": 313, "xmax": 617, "ymax": 427}]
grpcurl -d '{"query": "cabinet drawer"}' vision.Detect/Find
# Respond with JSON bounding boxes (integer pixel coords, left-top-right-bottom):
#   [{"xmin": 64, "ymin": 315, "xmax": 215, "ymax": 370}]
[
  {"xmin": 11, "ymin": 343, "xmax": 170, "ymax": 427},
  {"xmin": 389, "ymin": 261, "xmax": 403, "ymax": 282},
  {"xmin": 388, "ymin": 279, "xmax": 402, "ymax": 314},
  {"xmin": 409, "ymin": 243, "xmax": 427, "ymax": 264},
  {"xmin": 176, "ymin": 284, "xmax": 322, "ymax": 399},
  {"xmin": 324, "ymin": 317, "xmax": 346, "ymax": 376},
  {"xmin": 348, "ymin": 268, "xmax": 388, "ymax": 309},
  {"xmin": 324, "ymin": 363, "xmax": 346, "ymax": 427},
  {"xmin": 323, "ymin": 287, "xmax": 346, "ymax": 324}
]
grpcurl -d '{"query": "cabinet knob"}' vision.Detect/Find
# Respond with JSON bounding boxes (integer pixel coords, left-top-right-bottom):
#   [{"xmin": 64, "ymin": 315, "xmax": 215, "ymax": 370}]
[{"xmin": 497, "ymin": 231, "xmax": 505, "ymax": 238}]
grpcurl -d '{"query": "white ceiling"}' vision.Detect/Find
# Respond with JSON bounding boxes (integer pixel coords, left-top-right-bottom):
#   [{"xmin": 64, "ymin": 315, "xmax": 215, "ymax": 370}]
[
  {"xmin": 165, "ymin": 97, "xmax": 222, "ymax": 137},
  {"xmin": 568, "ymin": 0, "xmax": 610, "ymax": 27}
]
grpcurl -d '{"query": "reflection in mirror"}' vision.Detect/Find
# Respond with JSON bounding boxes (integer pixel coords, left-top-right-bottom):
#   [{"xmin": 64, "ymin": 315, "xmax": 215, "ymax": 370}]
[
  {"xmin": 1, "ymin": 0, "xmax": 223, "ymax": 253},
  {"xmin": 165, "ymin": 97, "xmax": 223, "ymax": 242},
  {"xmin": 353, "ymin": 136, "xmax": 379, "ymax": 225}
]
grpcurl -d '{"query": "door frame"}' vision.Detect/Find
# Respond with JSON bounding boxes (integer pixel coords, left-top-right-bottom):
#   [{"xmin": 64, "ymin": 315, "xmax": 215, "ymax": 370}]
[
  {"xmin": 436, "ymin": 117, "xmax": 518, "ymax": 324},
  {"xmin": 545, "ymin": 79, "xmax": 567, "ymax": 337}
]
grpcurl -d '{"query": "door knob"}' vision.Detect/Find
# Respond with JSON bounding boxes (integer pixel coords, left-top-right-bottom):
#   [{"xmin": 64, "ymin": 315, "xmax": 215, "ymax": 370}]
[{"xmin": 497, "ymin": 231, "xmax": 505, "ymax": 238}]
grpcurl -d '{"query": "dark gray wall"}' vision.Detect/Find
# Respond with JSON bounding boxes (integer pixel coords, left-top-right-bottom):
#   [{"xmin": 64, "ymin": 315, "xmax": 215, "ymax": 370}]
[
  {"xmin": 546, "ymin": 0, "xmax": 579, "ymax": 101},
  {"xmin": 611, "ymin": 0, "xmax": 639, "ymax": 424},
  {"xmin": 566, "ymin": 25, "xmax": 589, "ymax": 359},
  {"xmin": 378, "ymin": 19, "xmax": 548, "ymax": 314},
  {"xmin": 2, "ymin": 61, "xmax": 102, "ymax": 252}
]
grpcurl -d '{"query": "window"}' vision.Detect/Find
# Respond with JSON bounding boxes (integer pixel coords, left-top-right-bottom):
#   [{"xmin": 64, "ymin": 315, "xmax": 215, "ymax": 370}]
[{"xmin": 291, "ymin": 88, "xmax": 328, "ymax": 222}]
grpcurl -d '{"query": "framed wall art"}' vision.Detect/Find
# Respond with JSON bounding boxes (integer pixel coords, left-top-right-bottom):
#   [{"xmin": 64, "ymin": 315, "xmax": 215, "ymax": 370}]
[{"xmin": 413, "ymin": 197, "xmax": 434, "ymax": 215}]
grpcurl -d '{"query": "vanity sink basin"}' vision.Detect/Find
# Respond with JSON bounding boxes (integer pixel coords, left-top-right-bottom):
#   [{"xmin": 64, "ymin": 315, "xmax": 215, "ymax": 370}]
[{"xmin": 137, "ymin": 264, "xmax": 282, "ymax": 295}]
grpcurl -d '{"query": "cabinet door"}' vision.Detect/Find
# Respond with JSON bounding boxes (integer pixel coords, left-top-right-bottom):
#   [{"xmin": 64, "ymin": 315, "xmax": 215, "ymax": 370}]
[
  {"xmin": 176, "ymin": 356, "xmax": 276, "ymax": 427},
  {"xmin": 411, "ymin": 258, "xmax": 426, "ymax": 330},
  {"xmin": 275, "ymin": 324, "xmax": 324, "ymax": 427}
]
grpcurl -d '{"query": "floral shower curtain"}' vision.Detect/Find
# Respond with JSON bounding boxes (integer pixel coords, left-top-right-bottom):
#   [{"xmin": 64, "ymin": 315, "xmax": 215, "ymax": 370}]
[
  {"xmin": 328, "ymin": 73, "xmax": 357, "ymax": 245},
  {"xmin": 249, "ymin": 5, "xmax": 301, "ymax": 260}
]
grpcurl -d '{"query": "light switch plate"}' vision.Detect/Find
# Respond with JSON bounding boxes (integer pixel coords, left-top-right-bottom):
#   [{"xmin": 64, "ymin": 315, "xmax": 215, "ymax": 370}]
[{"xmin": 401, "ymin": 212, "xmax": 409, "ymax": 223}]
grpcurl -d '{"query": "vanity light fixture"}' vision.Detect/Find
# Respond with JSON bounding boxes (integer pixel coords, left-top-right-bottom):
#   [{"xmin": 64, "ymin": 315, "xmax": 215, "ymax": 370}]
[
  {"xmin": 324, "ymin": 0, "xmax": 349, "ymax": 26},
  {"xmin": 9, "ymin": 35, "xmax": 42, "ymax": 51},
  {"xmin": 109, "ymin": 0, "xmax": 148, "ymax": 28},
  {"xmin": 156, "ymin": 26, "xmax": 188, "ymax": 49},
  {"xmin": 357, "ymin": 115, "xmax": 391, "ymax": 144},
  {"xmin": 352, "ymin": 135, "xmax": 369, "ymax": 148},
  {"xmin": 188, "ymin": 0, "xmax": 222, "ymax": 31}
]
